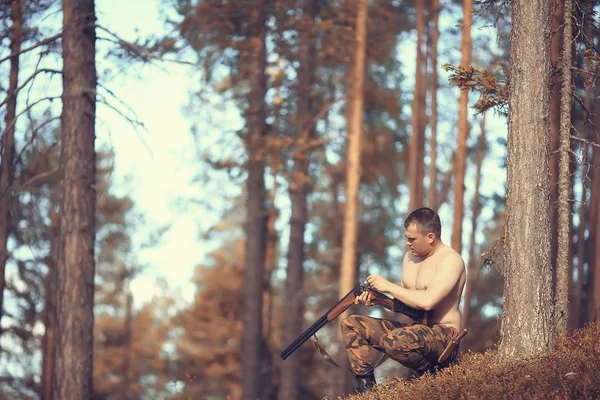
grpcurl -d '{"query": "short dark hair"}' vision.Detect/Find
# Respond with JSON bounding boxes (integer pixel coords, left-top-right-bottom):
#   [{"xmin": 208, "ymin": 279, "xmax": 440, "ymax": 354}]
[{"xmin": 404, "ymin": 207, "xmax": 442, "ymax": 238}]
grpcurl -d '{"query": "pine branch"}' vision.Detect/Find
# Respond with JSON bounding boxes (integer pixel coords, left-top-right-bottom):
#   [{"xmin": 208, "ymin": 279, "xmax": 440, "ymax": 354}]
[
  {"xmin": 0, "ymin": 32, "xmax": 61, "ymax": 65},
  {"xmin": 0, "ymin": 68, "xmax": 61, "ymax": 109}
]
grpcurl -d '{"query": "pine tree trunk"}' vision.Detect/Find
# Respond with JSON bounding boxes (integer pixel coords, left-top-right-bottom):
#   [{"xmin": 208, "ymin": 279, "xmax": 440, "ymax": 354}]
[
  {"xmin": 451, "ymin": 0, "xmax": 473, "ymax": 253},
  {"xmin": 42, "ymin": 217, "xmax": 59, "ymax": 400},
  {"xmin": 587, "ymin": 79, "xmax": 600, "ymax": 324},
  {"xmin": 592, "ymin": 153, "xmax": 600, "ymax": 322},
  {"xmin": 280, "ymin": 0, "xmax": 316, "ymax": 398},
  {"xmin": 499, "ymin": 0, "xmax": 555, "ymax": 357},
  {"xmin": 408, "ymin": 0, "xmax": 426, "ymax": 211},
  {"xmin": 121, "ymin": 289, "xmax": 133, "ymax": 399},
  {"xmin": 241, "ymin": 1, "xmax": 268, "ymax": 399},
  {"xmin": 549, "ymin": 0, "xmax": 564, "ymax": 287},
  {"xmin": 555, "ymin": 0, "xmax": 572, "ymax": 335},
  {"xmin": 574, "ymin": 10, "xmax": 594, "ymax": 328},
  {"xmin": 588, "ymin": 77, "xmax": 600, "ymax": 322},
  {"xmin": 0, "ymin": 0, "xmax": 22, "ymax": 336},
  {"xmin": 337, "ymin": 0, "xmax": 368, "ymax": 394},
  {"xmin": 428, "ymin": 0, "xmax": 440, "ymax": 210},
  {"xmin": 53, "ymin": 0, "xmax": 97, "ymax": 398},
  {"xmin": 462, "ymin": 114, "xmax": 486, "ymax": 331}
]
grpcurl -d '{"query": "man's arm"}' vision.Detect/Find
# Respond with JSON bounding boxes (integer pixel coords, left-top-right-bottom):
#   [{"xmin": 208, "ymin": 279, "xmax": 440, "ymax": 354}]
[{"xmin": 367, "ymin": 254, "xmax": 464, "ymax": 310}]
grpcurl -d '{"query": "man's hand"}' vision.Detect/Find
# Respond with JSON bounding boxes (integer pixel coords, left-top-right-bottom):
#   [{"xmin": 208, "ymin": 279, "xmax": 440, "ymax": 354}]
[
  {"xmin": 354, "ymin": 290, "xmax": 376, "ymax": 306},
  {"xmin": 366, "ymin": 274, "xmax": 391, "ymax": 293}
]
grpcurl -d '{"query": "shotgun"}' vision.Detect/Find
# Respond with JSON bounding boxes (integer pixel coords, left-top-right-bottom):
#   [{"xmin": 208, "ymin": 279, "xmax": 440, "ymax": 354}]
[{"xmin": 280, "ymin": 282, "xmax": 430, "ymax": 361}]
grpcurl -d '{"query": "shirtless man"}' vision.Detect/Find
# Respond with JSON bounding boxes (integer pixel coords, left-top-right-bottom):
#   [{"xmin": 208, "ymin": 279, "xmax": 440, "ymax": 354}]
[{"xmin": 341, "ymin": 207, "xmax": 466, "ymax": 393}]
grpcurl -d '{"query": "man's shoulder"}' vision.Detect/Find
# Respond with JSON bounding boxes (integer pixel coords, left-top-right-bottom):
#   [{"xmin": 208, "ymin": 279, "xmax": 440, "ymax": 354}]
[{"xmin": 439, "ymin": 247, "xmax": 465, "ymax": 268}]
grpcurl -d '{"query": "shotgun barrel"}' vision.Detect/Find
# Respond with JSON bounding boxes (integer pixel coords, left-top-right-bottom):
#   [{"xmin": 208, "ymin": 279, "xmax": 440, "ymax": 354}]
[{"xmin": 280, "ymin": 283, "xmax": 362, "ymax": 360}]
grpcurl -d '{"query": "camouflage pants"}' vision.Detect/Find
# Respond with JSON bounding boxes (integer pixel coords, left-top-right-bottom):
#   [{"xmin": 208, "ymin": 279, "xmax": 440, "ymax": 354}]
[{"xmin": 341, "ymin": 315, "xmax": 459, "ymax": 375}]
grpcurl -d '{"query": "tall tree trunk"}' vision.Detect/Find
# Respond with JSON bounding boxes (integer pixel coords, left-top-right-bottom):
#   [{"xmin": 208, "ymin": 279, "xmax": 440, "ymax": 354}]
[
  {"xmin": 53, "ymin": 0, "xmax": 97, "ymax": 398},
  {"xmin": 261, "ymin": 202, "xmax": 278, "ymax": 400},
  {"xmin": 241, "ymin": 2, "xmax": 268, "ymax": 399},
  {"xmin": 499, "ymin": 0, "xmax": 555, "ymax": 356},
  {"xmin": 555, "ymin": 0, "xmax": 572, "ymax": 335},
  {"xmin": 42, "ymin": 214, "xmax": 59, "ymax": 400},
  {"xmin": 451, "ymin": 0, "xmax": 473, "ymax": 253},
  {"xmin": 408, "ymin": 0, "xmax": 426, "ymax": 211},
  {"xmin": 587, "ymin": 76, "xmax": 600, "ymax": 322},
  {"xmin": 0, "ymin": 0, "xmax": 22, "ymax": 335},
  {"xmin": 121, "ymin": 288, "xmax": 133, "ymax": 399},
  {"xmin": 549, "ymin": 0, "xmax": 564, "ymax": 289},
  {"xmin": 337, "ymin": 0, "xmax": 368, "ymax": 394},
  {"xmin": 591, "ymin": 143, "xmax": 600, "ymax": 322},
  {"xmin": 428, "ymin": 0, "xmax": 440, "ymax": 210},
  {"xmin": 574, "ymin": 7, "xmax": 594, "ymax": 328},
  {"xmin": 280, "ymin": 1, "xmax": 316, "ymax": 399},
  {"xmin": 462, "ymin": 114, "xmax": 486, "ymax": 331}
]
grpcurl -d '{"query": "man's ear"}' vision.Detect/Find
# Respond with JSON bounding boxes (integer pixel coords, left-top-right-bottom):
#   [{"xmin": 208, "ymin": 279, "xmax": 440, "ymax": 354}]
[{"xmin": 427, "ymin": 233, "xmax": 435, "ymax": 244}]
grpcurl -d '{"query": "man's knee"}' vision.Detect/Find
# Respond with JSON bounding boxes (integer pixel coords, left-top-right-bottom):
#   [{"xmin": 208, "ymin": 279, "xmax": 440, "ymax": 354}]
[{"xmin": 340, "ymin": 315, "xmax": 361, "ymax": 338}]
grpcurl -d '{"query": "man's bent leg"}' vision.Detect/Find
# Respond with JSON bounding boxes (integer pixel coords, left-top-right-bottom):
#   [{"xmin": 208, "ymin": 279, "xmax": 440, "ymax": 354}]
[
  {"xmin": 380, "ymin": 323, "xmax": 458, "ymax": 375},
  {"xmin": 341, "ymin": 315, "xmax": 408, "ymax": 375}
]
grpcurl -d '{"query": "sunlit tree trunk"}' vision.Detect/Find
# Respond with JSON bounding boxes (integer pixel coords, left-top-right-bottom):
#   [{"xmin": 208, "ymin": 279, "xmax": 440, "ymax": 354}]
[
  {"xmin": 53, "ymin": 0, "xmax": 98, "ymax": 397},
  {"xmin": 121, "ymin": 288, "xmax": 133, "ymax": 399},
  {"xmin": 0, "ymin": 0, "xmax": 22, "ymax": 336},
  {"xmin": 499, "ymin": 0, "xmax": 555, "ymax": 356},
  {"xmin": 337, "ymin": 0, "xmax": 368, "ymax": 395},
  {"xmin": 555, "ymin": 0, "xmax": 572, "ymax": 335},
  {"xmin": 241, "ymin": 1, "xmax": 268, "ymax": 399},
  {"xmin": 462, "ymin": 114, "xmax": 486, "ymax": 331},
  {"xmin": 280, "ymin": 2, "xmax": 317, "ymax": 396},
  {"xmin": 451, "ymin": 0, "xmax": 472, "ymax": 253},
  {"xmin": 408, "ymin": 0, "xmax": 426, "ymax": 211},
  {"xmin": 428, "ymin": 0, "xmax": 440, "ymax": 210}
]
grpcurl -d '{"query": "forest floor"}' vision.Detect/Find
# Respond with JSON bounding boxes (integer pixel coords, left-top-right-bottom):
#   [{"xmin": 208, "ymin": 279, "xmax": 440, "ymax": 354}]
[{"xmin": 345, "ymin": 322, "xmax": 600, "ymax": 399}]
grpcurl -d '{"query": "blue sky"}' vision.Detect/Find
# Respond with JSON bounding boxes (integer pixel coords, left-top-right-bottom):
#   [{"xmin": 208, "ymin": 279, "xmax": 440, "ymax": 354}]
[{"xmin": 94, "ymin": 0, "xmax": 215, "ymax": 307}]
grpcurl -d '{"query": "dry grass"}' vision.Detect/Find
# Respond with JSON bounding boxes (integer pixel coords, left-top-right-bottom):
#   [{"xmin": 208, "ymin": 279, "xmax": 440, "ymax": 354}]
[{"xmin": 344, "ymin": 322, "xmax": 600, "ymax": 400}]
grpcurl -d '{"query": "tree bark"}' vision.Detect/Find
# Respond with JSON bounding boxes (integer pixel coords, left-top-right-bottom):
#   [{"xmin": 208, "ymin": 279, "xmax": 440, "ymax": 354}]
[
  {"xmin": 499, "ymin": 0, "xmax": 555, "ymax": 356},
  {"xmin": 555, "ymin": 0, "xmax": 572, "ymax": 335},
  {"xmin": 408, "ymin": 0, "xmax": 426, "ymax": 211},
  {"xmin": 279, "ymin": 1, "xmax": 316, "ymax": 398},
  {"xmin": 428, "ymin": 0, "xmax": 440, "ymax": 210},
  {"xmin": 549, "ymin": 0, "xmax": 564, "ymax": 289},
  {"xmin": 450, "ymin": 0, "xmax": 473, "ymax": 253},
  {"xmin": 0, "ymin": 0, "xmax": 22, "ymax": 336},
  {"xmin": 241, "ymin": 1, "xmax": 268, "ymax": 399},
  {"xmin": 462, "ymin": 114, "xmax": 486, "ymax": 331},
  {"xmin": 337, "ymin": 0, "xmax": 368, "ymax": 394},
  {"xmin": 53, "ymin": 0, "xmax": 97, "ymax": 398},
  {"xmin": 42, "ymin": 215, "xmax": 59, "ymax": 400}
]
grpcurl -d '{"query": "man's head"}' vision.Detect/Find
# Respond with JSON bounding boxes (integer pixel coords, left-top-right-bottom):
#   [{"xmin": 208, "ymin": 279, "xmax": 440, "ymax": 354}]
[{"xmin": 404, "ymin": 207, "xmax": 442, "ymax": 256}]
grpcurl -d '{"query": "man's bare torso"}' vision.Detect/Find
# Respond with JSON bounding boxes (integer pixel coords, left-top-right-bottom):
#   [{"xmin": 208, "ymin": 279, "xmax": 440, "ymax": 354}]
[{"xmin": 401, "ymin": 245, "xmax": 466, "ymax": 330}]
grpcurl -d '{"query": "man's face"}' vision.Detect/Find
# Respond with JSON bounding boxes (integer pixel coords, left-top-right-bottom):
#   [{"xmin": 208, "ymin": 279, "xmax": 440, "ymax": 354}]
[{"xmin": 405, "ymin": 223, "xmax": 434, "ymax": 256}]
